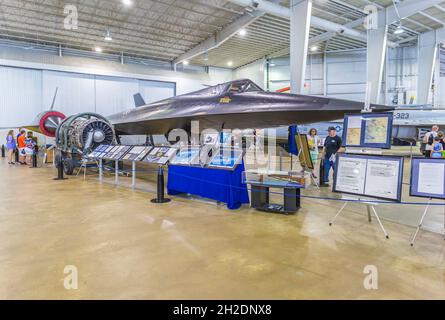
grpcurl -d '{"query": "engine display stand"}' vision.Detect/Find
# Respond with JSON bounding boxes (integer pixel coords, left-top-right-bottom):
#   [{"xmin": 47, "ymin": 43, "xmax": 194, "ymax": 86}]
[
  {"xmin": 329, "ymin": 199, "xmax": 389, "ymax": 239},
  {"xmin": 53, "ymin": 153, "xmax": 68, "ymax": 181}
]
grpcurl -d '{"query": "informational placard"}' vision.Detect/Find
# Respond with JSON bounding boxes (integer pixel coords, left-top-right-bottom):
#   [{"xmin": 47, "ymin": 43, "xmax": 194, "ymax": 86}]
[
  {"xmin": 143, "ymin": 147, "xmax": 178, "ymax": 165},
  {"xmin": 333, "ymin": 153, "xmax": 404, "ymax": 202},
  {"xmin": 121, "ymin": 146, "xmax": 153, "ymax": 162},
  {"xmin": 102, "ymin": 145, "xmax": 120, "ymax": 159},
  {"xmin": 170, "ymin": 147, "xmax": 201, "ymax": 166},
  {"xmin": 104, "ymin": 146, "xmax": 132, "ymax": 160},
  {"xmin": 410, "ymin": 158, "xmax": 445, "ymax": 199},
  {"xmin": 342, "ymin": 113, "xmax": 393, "ymax": 149},
  {"xmin": 88, "ymin": 144, "xmax": 110, "ymax": 159},
  {"xmin": 208, "ymin": 148, "xmax": 243, "ymax": 170}
]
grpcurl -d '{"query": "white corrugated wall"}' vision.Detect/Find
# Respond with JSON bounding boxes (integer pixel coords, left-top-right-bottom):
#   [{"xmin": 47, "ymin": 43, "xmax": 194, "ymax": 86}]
[
  {"xmin": 0, "ymin": 67, "xmax": 177, "ymax": 128},
  {"xmin": 0, "ymin": 66, "xmax": 43, "ymax": 127}
]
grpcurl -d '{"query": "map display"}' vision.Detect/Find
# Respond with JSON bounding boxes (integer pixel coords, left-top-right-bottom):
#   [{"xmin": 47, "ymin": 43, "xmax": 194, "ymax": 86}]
[
  {"xmin": 364, "ymin": 117, "xmax": 390, "ymax": 145},
  {"xmin": 343, "ymin": 113, "xmax": 393, "ymax": 149}
]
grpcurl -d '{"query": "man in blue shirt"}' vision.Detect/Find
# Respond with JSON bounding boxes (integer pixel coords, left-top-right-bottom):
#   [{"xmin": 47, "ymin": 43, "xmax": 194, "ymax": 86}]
[{"xmin": 321, "ymin": 127, "xmax": 343, "ymax": 186}]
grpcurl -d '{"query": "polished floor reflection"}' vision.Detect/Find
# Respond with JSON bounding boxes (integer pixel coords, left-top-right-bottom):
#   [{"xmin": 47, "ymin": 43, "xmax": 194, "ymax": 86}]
[{"xmin": 0, "ymin": 155, "xmax": 444, "ymax": 299}]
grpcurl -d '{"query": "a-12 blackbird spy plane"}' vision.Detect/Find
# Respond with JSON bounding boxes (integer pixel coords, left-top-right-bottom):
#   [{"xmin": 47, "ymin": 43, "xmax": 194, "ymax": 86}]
[{"xmin": 108, "ymin": 79, "xmax": 394, "ymax": 135}]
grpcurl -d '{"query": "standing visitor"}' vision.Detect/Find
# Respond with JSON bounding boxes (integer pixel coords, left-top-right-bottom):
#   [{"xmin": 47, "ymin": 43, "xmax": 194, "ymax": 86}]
[
  {"xmin": 24, "ymin": 132, "xmax": 36, "ymax": 165},
  {"xmin": 431, "ymin": 136, "xmax": 444, "ymax": 158},
  {"xmin": 5, "ymin": 130, "xmax": 16, "ymax": 165},
  {"xmin": 17, "ymin": 129, "xmax": 27, "ymax": 165},
  {"xmin": 424, "ymin": 125, "xmax": 439, "ymax": 158},
  {"xmin": 321, "ymin": 127, "xmax": 343, "ymax": 186},
  {"xmin": 307, "ymin": 128, "xmax": 320, "ymax": 179}
]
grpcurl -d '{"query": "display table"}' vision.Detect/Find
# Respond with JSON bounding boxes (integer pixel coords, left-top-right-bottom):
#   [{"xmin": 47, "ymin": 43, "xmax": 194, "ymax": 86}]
[
  {"xmin": 247, "ymin": 181, "xmax": 304, "ymax": 214},
  {"xmin": 167, "ymin": 162, "xmax": 250, "ymax": 210}
]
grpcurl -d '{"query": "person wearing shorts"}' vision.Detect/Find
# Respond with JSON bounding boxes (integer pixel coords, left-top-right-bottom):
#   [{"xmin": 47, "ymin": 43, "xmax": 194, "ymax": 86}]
[{"xmin": 17, "ymin": 129, "xmax": 27, "ymax": 165}]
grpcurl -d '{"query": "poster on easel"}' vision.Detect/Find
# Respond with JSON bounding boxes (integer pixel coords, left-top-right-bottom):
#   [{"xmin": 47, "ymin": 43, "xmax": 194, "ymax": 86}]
[
  {"xmin": 333, "ymin": 153, "xmax": 404, "ymax": 202},
  {"xmin": 295, "ymin": 133, "xmax": 314, "ymax": 170},
  {"xmin": 410, "ymin": 158, "xmax": 445, "ymax": 199},
  {"xmin": 342, "ymin": 113, "xmax": 393, "ymax": 149}
]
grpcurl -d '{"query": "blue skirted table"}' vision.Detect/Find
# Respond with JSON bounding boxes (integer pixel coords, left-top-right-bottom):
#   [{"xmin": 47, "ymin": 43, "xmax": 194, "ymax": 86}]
[{"xmin": 167, "ymin": 162, "xmax": 250, "ymax": 210}]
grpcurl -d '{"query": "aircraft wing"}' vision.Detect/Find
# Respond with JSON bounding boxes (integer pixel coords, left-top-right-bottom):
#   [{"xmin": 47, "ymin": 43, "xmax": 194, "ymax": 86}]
[{"xmin": 108, "ymin": 79, "xmax": 393, "ymax": 135}]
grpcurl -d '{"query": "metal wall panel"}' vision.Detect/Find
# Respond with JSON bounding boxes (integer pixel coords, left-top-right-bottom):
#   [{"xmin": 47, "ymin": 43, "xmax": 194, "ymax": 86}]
[
  {"xmin": 138, "ymin": 80, "xmax": 176, "ymax": 104},
  {"xmin": 0, "ymin": 66, "xmax": 42, "ymax": 127},
  {"xmin": 95, "ymin": 76, "xmax": 139, "ymax": 116},
  {"xmin": 42, "ymin": 70, "xmax": 96, "ymax": 116}
]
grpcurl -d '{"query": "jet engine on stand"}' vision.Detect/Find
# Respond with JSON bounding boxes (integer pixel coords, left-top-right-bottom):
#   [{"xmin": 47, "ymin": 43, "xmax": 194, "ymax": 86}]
[{"xmin": 55, "ymin": 113, "xmax": 116, "ymax": 174}]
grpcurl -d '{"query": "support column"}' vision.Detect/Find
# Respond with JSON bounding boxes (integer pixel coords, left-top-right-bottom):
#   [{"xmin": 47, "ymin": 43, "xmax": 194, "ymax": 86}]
[
  {"xmin": 290, "ymin": 0, "xmax": 312, "ymax": 94},
  {"xmin": 433, "ymin": 28, "xmax": 445, "ymax": 108},
  {"xmin": 418, "ymin": 31, "xmax": 438, "ymax": 105},
  {"xmin": 366, "ymin": 10, "xmax": 388, "ymax": 105}
]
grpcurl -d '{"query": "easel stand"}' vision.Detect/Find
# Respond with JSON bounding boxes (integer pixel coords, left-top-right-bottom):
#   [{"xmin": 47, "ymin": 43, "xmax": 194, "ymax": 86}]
[
  {"xmin": 410, "ymin": 198, "xmax": 445, "ymax": 246},
  {"xmin": 151, "ymin": 165, "xmax": 171, "ymax": 204},
  {"xmin": 296, "ymin": 133, "xmax": 319, "ymax": 190},
  {"xmin": 329, "ymin": 199, "xmax": 389, "ymax": 239}
]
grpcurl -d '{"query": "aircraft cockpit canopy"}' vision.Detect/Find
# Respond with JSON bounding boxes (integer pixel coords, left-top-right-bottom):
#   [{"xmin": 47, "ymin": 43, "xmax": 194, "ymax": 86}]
[{"xmin": 193, "ymin": 79, "xmax": 263, "ymax": 97}]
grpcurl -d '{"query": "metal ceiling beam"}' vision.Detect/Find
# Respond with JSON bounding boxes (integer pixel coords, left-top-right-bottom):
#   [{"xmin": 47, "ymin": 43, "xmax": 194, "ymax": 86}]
[
  {"xmin": 417, "ymin": 11, "xmax": 445, "ymax": 26},
  {"xmin": 173, "ymin": 10, "xmax": 265, "ymax": 66},
  {"xmin": 227, "ymin": 0, "xmax": 371, "ymax": 42}
]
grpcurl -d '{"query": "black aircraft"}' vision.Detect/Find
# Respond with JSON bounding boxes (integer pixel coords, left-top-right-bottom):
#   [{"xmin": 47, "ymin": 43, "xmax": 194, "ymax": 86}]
[{"xmin": 108, "ymin": 79, "xmax": 393, "ymax": 136}]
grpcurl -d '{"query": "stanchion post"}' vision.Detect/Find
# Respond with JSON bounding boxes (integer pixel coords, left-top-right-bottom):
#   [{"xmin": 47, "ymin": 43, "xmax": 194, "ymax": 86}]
[
  {"xmin": 53, "ymin": 153, "xmax": 67, "ymax": 180},
  {"xmin": 151, "ymin": 165, "xmax": 171, "ymax": 204},
  {"xmin": 115, "ymin": 160, "xmax": 119, "ymax": 185},
  {"xmin": 1, "ymin": 145, "xmax": 5, "ymax": 158},
  {"xmin": 132, "ymin": 161, "xmax": 136, "ymax": 188},
  {"xmin": 15, "ymin": 148, "xmax": 19, "ymax": 163},
  {"xmin": 31, "ymin": 146, "xmax": 38, "ymax": 168},
  {"xmin": 99, "ymin": 159, "xmax": 103, "ymax": 183}
]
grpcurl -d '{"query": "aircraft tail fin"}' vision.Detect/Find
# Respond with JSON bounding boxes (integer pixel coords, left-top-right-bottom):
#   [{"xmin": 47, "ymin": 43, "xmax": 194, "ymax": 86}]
[
  {"xmin": 133, "ymin": 93, "xmax": 146, "ymax": 107},
  {"xmin": 50, "ymin": 87, "xmax": 59, "ymax": 110}
]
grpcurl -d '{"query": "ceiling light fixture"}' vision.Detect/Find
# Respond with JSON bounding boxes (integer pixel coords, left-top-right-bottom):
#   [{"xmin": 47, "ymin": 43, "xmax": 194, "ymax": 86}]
[
  {"xmin": 183, "ymin": 60, "xmax": 189, "ymax": 65},
  {"xmin": 95, "ymin": 47, "xmax": 103, "ymax": 53},
  {"xmin": 310, "ymin": 46, "xmax": 318, "ymax": 52},
  {"xmin": 239, "ymin": 29, "xmax": 247, "ymax": 37},
  {"xmin": 104, "ymin": 30, "xmax": 113, "ymax": 41},
  {"xmin": 227, "ymin": 61, "xmax": 233, "ymax": 67},
  {"xmin": 394, "ymin": 25, "xmax": 405, "ymax": 34},
  {"xmin": 122, "ymin": 0, "xmax": 132, "ymax": 6}
]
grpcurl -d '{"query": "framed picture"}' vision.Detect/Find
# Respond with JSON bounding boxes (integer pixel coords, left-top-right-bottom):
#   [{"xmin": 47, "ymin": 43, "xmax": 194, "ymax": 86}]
[
  {"xmin": 410, "ymin": 158, "xmax": 445, "ymax": 200},
  {"xmin": 295, "ymin": 133, "xmax": 314, "ymax": 170},
  {"xmin": 333, "ymin": 153, "xmax": 404, "ymax": 202},
  {"xmin": 342, "ymin": 113, "xmax": 393, "ymax": 149}
]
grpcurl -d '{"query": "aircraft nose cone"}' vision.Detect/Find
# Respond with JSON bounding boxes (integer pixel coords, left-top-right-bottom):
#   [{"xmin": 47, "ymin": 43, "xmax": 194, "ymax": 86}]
[{"xmin": 93, "ymin": 130, "xmax": 105, "ymax": 143}]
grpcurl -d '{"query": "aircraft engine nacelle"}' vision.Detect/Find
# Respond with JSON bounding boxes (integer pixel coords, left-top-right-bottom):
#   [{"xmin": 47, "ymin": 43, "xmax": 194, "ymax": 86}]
[
  {"xmin": 55, "ymin": 113, "xmax": 115, "ymax": 154},
  {"xmin": 28, "ymin": 110, "xmax": 66, "ymax": 137}
]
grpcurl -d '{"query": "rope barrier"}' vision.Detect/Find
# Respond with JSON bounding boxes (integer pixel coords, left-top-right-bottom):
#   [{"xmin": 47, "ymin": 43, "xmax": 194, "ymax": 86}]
[{"xmin": 89, "ymin": 164, "xmax": 445, "ymax": 207}]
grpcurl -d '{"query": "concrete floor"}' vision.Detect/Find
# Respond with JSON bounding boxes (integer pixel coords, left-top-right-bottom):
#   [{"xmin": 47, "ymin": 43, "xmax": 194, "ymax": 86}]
[{"xmin": 1, "ymin": 156, "xmax": 445, "ymax": 299}]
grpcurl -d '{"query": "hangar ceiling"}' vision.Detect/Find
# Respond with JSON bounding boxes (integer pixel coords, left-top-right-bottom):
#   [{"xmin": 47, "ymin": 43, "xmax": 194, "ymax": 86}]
[{"xmin": 0, "ymin": 0, "xmax": 444, "ymax": 69}]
